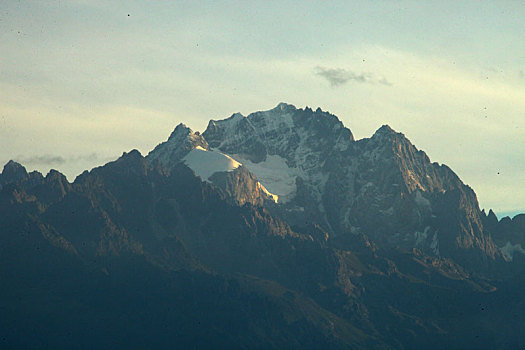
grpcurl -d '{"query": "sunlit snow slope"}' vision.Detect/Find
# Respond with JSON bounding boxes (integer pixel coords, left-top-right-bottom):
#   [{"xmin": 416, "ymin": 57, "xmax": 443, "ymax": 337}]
[{"xmin": 182, "ymin": 146, "xmax": 241, "ymax": 181}]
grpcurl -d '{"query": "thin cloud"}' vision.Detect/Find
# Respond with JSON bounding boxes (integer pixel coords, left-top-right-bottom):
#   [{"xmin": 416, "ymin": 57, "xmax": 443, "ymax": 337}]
[
  {"xmin": 13, "ymin": 153, "xmax": 100, "ymax": 166},
  {"xmin": 71, "ymin": 153, "xmax": 101, "ymax": 162},
  {"xmin": 15, "ymin": 155, "xmax": 66, "ymax": 165},
  {"xmin": 315, "ymin": 66, "xmax": 392, "ymax": 87}
]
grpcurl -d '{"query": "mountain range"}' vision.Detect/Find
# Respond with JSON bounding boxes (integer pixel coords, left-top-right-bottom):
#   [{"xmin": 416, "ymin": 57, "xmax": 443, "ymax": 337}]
[{"xmin": 1, "ymin": 103, "xmax": 524, "ymax": 349}]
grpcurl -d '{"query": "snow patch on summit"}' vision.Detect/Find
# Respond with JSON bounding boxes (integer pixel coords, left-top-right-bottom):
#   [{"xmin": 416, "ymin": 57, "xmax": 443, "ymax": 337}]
[
  {"xmin": 183, "ymin": 146, "xmax": 241, "ymax": 181},
  {"xmin": 182, "ymin": 147, "xmax": 279, "ymax": 203},
  {"xmin": 233, "ymin": 154, "xmax": 299, "ymax": 203}
]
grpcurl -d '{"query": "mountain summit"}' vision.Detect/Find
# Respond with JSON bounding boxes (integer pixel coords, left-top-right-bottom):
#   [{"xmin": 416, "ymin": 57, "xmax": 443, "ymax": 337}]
[
  {"xmin": 144, "ymin": 103, "xmax": 509, "ymax": 268},
  {"xmin": 1, "ymin": 103, "xmax": 524, "ymax": 349},
  {"xmin": 197, "ymin": 104, "xmax": 503, "ymax": 267}
]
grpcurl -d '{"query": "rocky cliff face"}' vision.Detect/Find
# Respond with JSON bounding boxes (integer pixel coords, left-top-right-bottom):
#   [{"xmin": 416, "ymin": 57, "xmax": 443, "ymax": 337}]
[
  {"xmin": 349, "ymin": 124, "xmax": 502, "ymax": 266},
  {"xmin": 0, "ymin": 154, "xmax": 388, "ymax": 349},
  {"xmin": 200, "ymin": 103, "xmax": 504, "ymax": 268},
  {"xmin": 483, "ymin": 209, "xmax": 525, "ymax": 262},
  {"xmin": 1, "ymin": 149, "xmax": 513, "ymax": 349},
  {"xmin": 147, "ymin": 123, "xmax": 208, "ymax": 163}
]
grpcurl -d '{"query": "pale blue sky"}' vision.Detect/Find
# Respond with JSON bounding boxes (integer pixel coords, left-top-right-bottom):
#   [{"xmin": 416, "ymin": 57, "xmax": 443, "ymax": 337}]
[{"xmin": 1, "ymin": 1, "xmax": 524, "ymax": 216}]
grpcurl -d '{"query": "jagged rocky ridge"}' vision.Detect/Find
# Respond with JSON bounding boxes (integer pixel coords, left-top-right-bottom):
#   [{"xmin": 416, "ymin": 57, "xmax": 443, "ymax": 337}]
[
  {"xmin": 1, "ymin": 103, "xmax": 525, "ymax": 349},
  {"xmin": 149, "ymin": 103, "xmax": 511, "ymax": 268},
  {"xmin": 1, "ymin": 152, "xmax": 376, "ymax": 349}
]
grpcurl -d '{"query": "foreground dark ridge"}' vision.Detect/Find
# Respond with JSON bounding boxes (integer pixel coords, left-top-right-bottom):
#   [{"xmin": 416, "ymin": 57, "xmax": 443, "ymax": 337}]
[{"xmin": 1, "ymin": 103, "xmax": 524, "ymax": 349}]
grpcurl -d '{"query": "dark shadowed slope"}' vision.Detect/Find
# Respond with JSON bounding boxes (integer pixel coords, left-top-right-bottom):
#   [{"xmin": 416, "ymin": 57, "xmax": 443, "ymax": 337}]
[{"xmin": 1, "ymin": 103, "xmax": 525, "ymax": 349}]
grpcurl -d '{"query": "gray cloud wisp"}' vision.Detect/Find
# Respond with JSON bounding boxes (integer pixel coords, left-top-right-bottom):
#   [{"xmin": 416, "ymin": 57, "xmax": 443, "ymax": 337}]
[
  {"xmin": 13, "ymin": 153, "xmax": 101, "ymax": 166},
  {"xmin": 315, "ymin": 66, "xmax": 392, "ymax": 87}
]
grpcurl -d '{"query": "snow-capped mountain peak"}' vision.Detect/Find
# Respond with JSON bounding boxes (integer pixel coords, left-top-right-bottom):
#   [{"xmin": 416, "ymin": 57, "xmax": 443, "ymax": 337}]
[
  {"xmin": 146, "ymin": 121, "xmax": 278, "ymax": 204},
  {"xmin": 145, "ymin": 103, "xmax": 505, "ymax": 266},
  {"xmin": 147, "ymin": 123, "xmax": 208, "ymax": 165}
]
